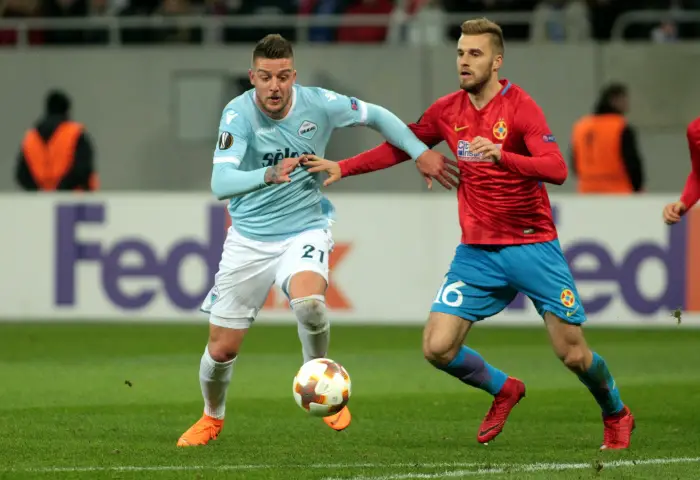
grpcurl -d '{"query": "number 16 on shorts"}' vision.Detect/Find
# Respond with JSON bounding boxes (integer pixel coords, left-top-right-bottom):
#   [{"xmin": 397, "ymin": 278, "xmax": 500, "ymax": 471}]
[{"xmin": 433, "ymin": 277, "xmax": 467, "ymax": 308}]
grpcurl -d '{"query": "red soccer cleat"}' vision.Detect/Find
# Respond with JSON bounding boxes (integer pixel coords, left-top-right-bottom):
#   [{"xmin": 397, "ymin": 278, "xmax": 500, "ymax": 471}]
[
  {"xmin": 477, "ymin": 377, "xmax": 526, "ymax": 444},
  {"xmin": 600, "ymin": 405, "xmax": 635, "ymax": 450}
]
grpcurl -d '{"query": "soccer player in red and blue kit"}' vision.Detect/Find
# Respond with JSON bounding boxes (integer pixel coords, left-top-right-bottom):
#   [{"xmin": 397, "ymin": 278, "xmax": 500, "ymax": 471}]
[
  {"xmin": 663, "ymin": 116, "xmax": 700, "ymax": 224},
  {"xmin": 302, "ymin": 18, "xmax": 635, "ymax": 449}
]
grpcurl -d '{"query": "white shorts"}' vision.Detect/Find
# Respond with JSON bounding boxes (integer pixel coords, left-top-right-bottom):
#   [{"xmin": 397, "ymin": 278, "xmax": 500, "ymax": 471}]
[{"xmin": 201, "ymin": 226, "xmax": 334, "ymax": 329}]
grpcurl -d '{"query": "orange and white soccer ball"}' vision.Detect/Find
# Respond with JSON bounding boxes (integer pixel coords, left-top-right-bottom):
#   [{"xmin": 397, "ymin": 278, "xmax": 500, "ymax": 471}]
[{"xmin": 292, "ymin": 358, "xmax": 351, "ymax": 417}]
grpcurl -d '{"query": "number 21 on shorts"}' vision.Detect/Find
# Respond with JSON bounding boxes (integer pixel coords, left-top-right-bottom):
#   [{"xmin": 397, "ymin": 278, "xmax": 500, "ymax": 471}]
[
  {"xmin": 301, "ymin": 244, "xmax": 326, "ymax": 263},
  {"xmin": 433, "ymin": 277, "xmax": 466, "ymax": 307}
]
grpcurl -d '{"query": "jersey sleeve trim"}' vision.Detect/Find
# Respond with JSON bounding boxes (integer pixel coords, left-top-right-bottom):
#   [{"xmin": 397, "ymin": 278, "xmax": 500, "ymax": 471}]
[
  {"xmin": 359, "ymin": 100, "xmax": 368, "ymax": 125},
  {"xmin": 213, "ymin": 156, "xmax": 241, "ymax": 166}
]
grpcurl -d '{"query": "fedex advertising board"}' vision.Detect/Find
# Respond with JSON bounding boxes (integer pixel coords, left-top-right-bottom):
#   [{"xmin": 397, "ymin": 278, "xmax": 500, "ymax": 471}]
[{"xmin": 0, "ymin": 194, "xmax": 696, "ymax": 327}]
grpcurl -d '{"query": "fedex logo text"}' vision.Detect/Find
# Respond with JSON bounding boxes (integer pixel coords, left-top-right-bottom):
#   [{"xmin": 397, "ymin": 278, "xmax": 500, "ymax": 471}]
[{"xmin": 55, "ymin": 204, "xmax": 225, "ymax": 310}]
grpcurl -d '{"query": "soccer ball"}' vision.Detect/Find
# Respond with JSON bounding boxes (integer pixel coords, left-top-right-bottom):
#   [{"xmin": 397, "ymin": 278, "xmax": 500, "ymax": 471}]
[{"xmin": 292, "ymin": 358, "xmax": 351, "ymax": 417}]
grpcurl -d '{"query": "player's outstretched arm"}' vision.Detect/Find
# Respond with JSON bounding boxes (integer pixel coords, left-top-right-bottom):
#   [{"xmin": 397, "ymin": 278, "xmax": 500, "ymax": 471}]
[
  {"xmin": 496, "ymin": 98, "xmax": 567, "ymax": 185},
  {"xmin": 318, "ymin": 94, "xmax": 457, "ymax": 189},
  {"xmin": 665, "ymin": 117, "xmax": 700, "ymax": 224}
]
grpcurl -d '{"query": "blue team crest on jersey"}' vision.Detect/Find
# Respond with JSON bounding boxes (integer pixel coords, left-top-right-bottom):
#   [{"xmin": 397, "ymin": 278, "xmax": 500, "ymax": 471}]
[
  {"xmin": 298, "ymin": 120, "xmax": 318, "ymax": 140},
  {"xmin": 543, "ymin": 134, "xmax": 556, "ymax": 143}
]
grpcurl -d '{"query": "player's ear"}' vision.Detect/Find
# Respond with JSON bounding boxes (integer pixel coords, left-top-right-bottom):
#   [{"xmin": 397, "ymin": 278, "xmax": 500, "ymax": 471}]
[
  {"xmin": 492, "ymin": 55, "xmax": 503, "ymax": 72},
  {"xmin": 248, "ymin": 69, "xmax": 255, "ymax": 86}
]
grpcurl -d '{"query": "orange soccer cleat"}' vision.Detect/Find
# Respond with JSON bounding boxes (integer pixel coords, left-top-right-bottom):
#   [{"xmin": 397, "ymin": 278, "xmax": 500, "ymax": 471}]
[
  {"xmin": 477, "ymin": 377, "xmax": 526, "ymax": 444},
  {"xmin": 323, "ymin": 406, "xmax": 352, "ymax": 431},
  {"xmin": 600, "ymin": 406, "xmax": 635, "ymax": 450},
  {"xmin": 176, "ymin": 414, "xmax": 224, "ymax": 447}
]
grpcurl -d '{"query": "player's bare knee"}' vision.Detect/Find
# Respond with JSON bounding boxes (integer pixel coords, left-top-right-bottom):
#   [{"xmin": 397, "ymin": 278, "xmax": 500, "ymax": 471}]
[
  {"xmin": 291, "ymin": 295, "xmax": 328, "ymax": 333},
  {"xmin": 208, "ymin": 323, "xmax": 246, "ymax": 362},
  {"xmin": 207, "ymin": 342, "xmax": 238, "ymax": 362},
  {"xmin": 561, "ymin": 347, "xmax": 588, "ymax": 373},
  {"xmin": 422, "ymin": 334, "xmax": 459, "ymax": 366}
]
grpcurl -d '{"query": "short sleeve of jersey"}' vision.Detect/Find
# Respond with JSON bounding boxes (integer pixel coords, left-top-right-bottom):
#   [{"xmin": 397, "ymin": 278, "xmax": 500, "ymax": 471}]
[
  {"xmin": 213, "ymin": 104, "xmax": 251, "ymax": 168},
  {"xmin": 317, "ymin": 88, "xmax": 368, "ymax": 129}
]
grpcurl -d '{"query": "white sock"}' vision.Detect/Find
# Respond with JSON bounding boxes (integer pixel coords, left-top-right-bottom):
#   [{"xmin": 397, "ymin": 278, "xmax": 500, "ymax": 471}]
[
  {"xmin": 199, "ymin": 345, "xmax": 235, "ymax": 419},
  {"xmin": 291, "ymin": 294, "xmax": 329, "ymax": 363}
]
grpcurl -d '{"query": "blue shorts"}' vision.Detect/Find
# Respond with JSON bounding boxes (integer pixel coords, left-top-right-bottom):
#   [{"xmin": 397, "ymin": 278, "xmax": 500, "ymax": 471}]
[{"xmin": 430, "ymin": 240, "xmax": 586, "ymax": 324}]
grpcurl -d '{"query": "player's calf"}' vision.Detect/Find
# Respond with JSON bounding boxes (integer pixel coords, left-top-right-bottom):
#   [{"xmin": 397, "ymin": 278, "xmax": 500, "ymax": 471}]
[
  {"xmin": 178, "ymin": 323, "xmax": 246, "ymax": 447},
  {"xmin": 544, "ymin": 313, "xmax": 632, "ymax": 447},
  {"xmin": 423, "ymin": 313, "xmax": 508, "ymax": 396}
]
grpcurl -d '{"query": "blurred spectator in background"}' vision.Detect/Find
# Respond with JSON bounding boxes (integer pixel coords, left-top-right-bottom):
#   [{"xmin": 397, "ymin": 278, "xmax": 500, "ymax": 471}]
[
  {"xmin": 651, "ymin": 19, "xmax": 678, "ymax": 42},
  {"xmin": 299, "ymin": 0, "xmax": 348, "ymax": 43},
  {"xmin": 570, "ymin": 83, "xmax": 645, "ymax": 194},
  {"xmin": 119, "ymin": 0, "xmax": 160, "ymax": 44},
  {"xmin": 226, "ymin": 0, "xmax": 296, "ymax": 43},
  {"xmin": 154, "ymin": 0, "xmax": 201, "ymax": 43},
  {"xmin": 530, "ymin": 0, "xmax": 590, "ymax": 43},
  {"xmin": 0, "ymin": 0, "xmax": 43, "ymax": 46},
  {"xmin": 337, "ymin": 0, "xmax": 393, "ymax": 43},
  {"xmin": 393, "ymin": 0, "xmax": 447, "ymax": 46},
  {"xmin": 44, "ymin": 0, "xmax": 89, "ymax": 45},
  {"xmin": 16, "ymin": 90, "xmax": 99, "ymax": 192}
]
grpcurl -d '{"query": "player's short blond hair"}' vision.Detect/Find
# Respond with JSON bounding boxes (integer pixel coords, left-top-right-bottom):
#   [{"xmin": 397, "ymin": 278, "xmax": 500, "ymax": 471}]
[{"xmin": 461, "ymin": 18, "xmax": 505, "ymax": 56}]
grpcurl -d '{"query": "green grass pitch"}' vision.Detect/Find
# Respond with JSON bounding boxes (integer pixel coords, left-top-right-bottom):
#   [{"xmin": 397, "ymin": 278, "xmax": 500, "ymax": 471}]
[{"xmin": 0, "ymin": 323, "xmax": 699, "ymax": 479}]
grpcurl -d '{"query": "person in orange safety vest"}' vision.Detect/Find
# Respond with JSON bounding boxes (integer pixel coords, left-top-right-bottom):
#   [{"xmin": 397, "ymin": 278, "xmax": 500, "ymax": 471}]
[
  {"xmin": 570, "ymin": 83, "xmax": 645, "ymax": 194},
  {"xmin": 15, "ymin": 89, "xmax": 98, "ymax": 191}
]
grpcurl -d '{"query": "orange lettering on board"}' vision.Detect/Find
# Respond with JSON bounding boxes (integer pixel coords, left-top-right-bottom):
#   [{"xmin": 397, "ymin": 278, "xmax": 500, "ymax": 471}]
[{"xmin": 262, "ymin": 243, "xmax": 353, "ymax": 311}]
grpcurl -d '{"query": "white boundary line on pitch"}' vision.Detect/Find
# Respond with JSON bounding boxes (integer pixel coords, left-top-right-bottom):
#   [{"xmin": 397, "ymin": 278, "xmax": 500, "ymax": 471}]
[
  {"xmin": 2, "ymin": 463, "xmax": 490, "ymax": 474},
  {"xmin": 321, "ymin": 457, "xmax": 700, "ymax": 480},
  {"xmin": 5, "ymin": 457, "xmax": 700, "ymax": 475}
]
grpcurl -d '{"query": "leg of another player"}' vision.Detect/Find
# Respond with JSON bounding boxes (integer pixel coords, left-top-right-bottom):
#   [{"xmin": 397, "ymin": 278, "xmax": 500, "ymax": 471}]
[
  {"xmin": 423, "ymin": 313, "xmax": 497, "ymax": 391},
  {"xmin": 423, "ymin": 312, "xmax": 509, "ymax": 395},
  {"xmin": 288, "ymin": 271, "xmax": 329, "ymax": 364},
  {"xmin": 543, "ymin": 313, "xmax": 635, "ymax": 449},
  {"xmin": 177, "ymin": 322, "xmax": 247, "ymax": 447},
  {"xmin": 423, "ymin": 312, "xmax": 524, "ymax": 444}
]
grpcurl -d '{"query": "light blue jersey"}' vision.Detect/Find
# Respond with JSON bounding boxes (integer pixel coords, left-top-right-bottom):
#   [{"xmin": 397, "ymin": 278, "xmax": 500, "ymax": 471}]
[{"xmin": 211, "ymin": 84, "xmax": 428, "ymax": 242}]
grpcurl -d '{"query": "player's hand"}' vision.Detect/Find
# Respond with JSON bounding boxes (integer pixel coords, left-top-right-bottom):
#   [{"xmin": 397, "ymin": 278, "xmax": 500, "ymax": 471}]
[
  {"xmin": 264, "ymin": 157, "xmax": 301, "ymax": 184},
  {"xmin": 300, "ymin": 155, "xmax": 342, "ymax": 187},
  {"xmin": 663, "ymin": 201, "xmax": 687, "ymax": 225},
  {"xmin": 469, "ymin": 136, "xmax": 502, "ymax": 163},
  {"xmin": 415, "ymin": 150, "xmax": 460, "ymax": 190}
]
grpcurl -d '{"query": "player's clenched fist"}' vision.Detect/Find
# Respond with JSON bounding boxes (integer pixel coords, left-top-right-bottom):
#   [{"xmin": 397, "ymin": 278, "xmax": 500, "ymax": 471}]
[
  {"xmin": 300, "ymin": 155, "xmax": 342, "ymax": 187},
  {"xmin": 415, "ymin": 150, "xmax": 461, "ymax": 190},
  {"xmin": 469, "ymin": 136, "xmax": 502, "ymax": 163},
  {"xmin": 663, "ymin": 201, "xmax": 687, "ymax": 225},
  {"xmin": 264, "ymin": 157, "xmax": 302, "ymax": 184}
]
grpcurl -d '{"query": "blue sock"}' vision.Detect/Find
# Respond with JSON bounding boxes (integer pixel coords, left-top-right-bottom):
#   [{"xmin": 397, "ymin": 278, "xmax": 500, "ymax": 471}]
[
  {"xmin": 434, "ymin": 345, "xmax": 508, "ymax": 395},
  {"xmin": 577, "ymin": 352, "xmax": 624, "ymax": 416}
]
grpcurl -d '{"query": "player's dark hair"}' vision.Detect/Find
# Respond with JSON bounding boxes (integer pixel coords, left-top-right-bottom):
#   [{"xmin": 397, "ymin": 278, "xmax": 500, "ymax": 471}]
[
  {"xmin": 45, "ymin": 89, "xmax": 71, "ymax": 116},
  {"xmin": 252, "ymin": 34, "xmax": 294, "ymax": 63},
  {"xmin": 461, "ymin": 18, "xmax": 505, "ymax": 56}
]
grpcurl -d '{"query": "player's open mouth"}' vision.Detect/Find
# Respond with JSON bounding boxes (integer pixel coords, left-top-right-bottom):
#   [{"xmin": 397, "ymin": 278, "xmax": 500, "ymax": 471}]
[{"xmin": 460, "ymin": 71, "xmax": 472, "ymax": 78}]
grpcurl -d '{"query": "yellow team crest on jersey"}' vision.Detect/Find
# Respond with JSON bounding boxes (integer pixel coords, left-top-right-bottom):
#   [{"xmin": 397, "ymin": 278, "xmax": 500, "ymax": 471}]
[
  {"xmin": 493, "ymin": 119, "xmax": 508, "ymax": 140},
  {"xmin": 560, "ymin": 289, "xmax": 576, "ymax": 308}
]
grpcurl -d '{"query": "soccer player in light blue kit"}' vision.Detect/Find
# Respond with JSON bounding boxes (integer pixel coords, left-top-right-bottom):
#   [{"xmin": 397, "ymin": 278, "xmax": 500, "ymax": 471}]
[{"xmin": 177, "ymin": 34, "xmax": 443, "ymax": 446}]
